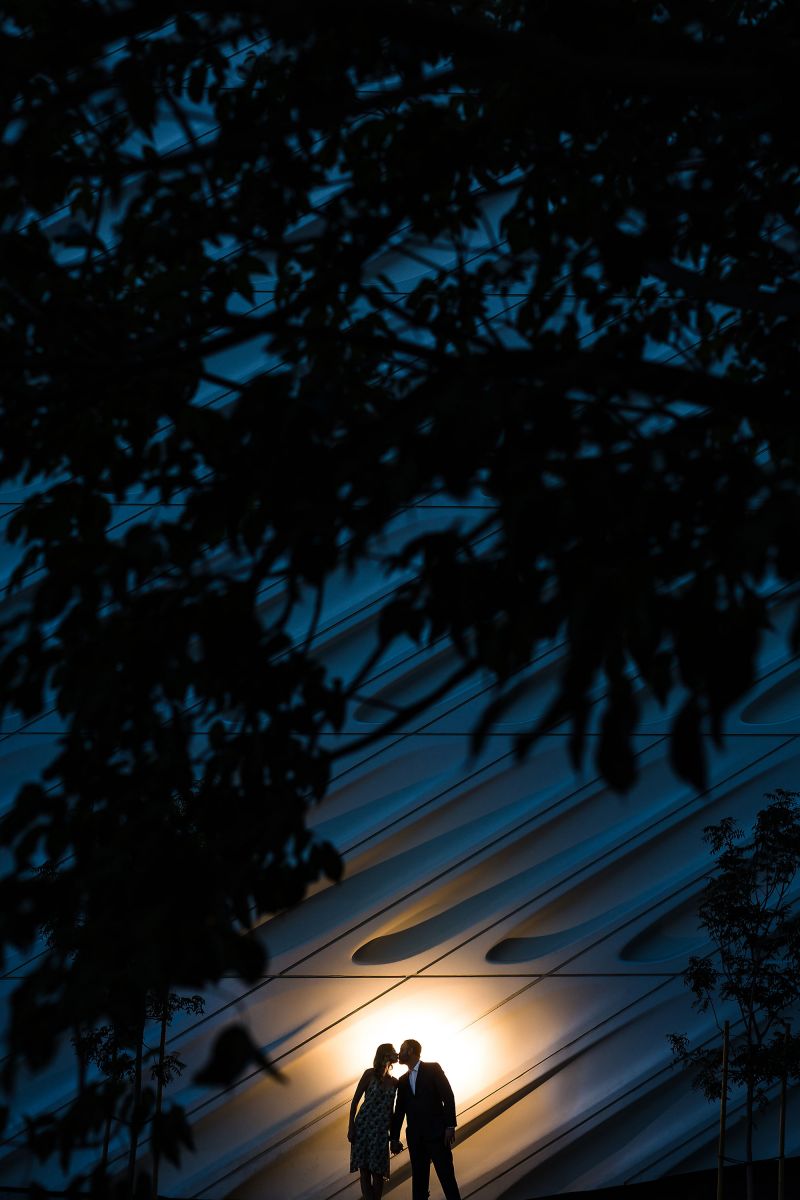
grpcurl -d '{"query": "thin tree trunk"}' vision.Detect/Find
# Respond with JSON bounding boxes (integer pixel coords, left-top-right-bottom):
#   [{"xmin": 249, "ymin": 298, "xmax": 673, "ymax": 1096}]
[
  {"xmin": 151, "ymin": 995, "xmax": 169, "ymax": 1200},
  {"xmin": 101, "ymin": 1093, "xmax": 114, "ymax": 1169},
  {"xmin": 127, "ymin": 1011, "xmax": 146, "ymax": 1199},
  {"xmin": 745, "ymin": 1081, "xmax": 754, "ymax": 1200},
  {"xmin": 777, "ymin": 1022, "xmax": 791, "ymax": 1200},
  {"xmin": 716, "ymin": 1020, "xmax": 729, "ymax": 1200}
]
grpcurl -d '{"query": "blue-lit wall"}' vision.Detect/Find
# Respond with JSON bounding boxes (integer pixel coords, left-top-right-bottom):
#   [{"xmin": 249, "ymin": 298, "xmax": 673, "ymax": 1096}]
[{"xmin": 3, "ymin": 511, "xmax": 800, "ymax": 1197}]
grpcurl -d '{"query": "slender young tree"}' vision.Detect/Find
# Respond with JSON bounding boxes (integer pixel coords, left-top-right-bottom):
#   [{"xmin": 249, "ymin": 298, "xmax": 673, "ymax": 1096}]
[
  {"xmin": 73, "ymin": 1023, "xmax": 136, "ymax": 1177},
  {"xmin": 72, "ymin": 993, "xmax": 205, "ymax": 1197},
  {"xmin": 669, "ymin": 790, "xmax": 800, "ymax": 1200},
  {"xmin": 147, "ymin": 992, "xmax": 204, "ymax": 1200}
]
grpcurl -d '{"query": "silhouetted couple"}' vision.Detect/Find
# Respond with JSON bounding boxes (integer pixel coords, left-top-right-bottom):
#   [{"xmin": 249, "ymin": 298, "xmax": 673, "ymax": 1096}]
[{"xmin": 348, "ymin": 1038, "xmax": 461, "ymax": 1200}]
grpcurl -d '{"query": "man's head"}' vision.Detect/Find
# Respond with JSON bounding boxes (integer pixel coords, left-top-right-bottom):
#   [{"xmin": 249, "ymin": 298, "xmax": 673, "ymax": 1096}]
[{"xmin": 398, "ymin": 1038, "xmax": 422, "ymax": 1067}]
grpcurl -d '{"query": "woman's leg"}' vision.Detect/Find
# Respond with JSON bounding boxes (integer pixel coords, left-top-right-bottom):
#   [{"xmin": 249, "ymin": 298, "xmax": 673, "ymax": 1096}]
[
  {"xmin": 371, "ymin": 1172, "xmax": 384, "ymax": 1199},
  {"xmin": 359, "ymin": 1168, "xmax": 374, "ymax": 1200}
]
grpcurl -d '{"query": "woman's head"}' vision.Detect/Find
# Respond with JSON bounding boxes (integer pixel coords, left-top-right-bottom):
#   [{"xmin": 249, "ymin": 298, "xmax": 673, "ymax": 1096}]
[{"xmin": 373, "ymin": 1043, "xmax": 399, "ymax": 1072}]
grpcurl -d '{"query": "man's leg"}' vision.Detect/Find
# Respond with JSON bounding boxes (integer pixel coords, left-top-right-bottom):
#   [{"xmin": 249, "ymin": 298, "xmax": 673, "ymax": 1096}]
[
  {"xmin": 408, "ymin": 1138, "xmax": 432, "ymax": 1200},
  {"xmin": 429, "ymin": 1139, "xmax": 461, "ymax": 1200}
]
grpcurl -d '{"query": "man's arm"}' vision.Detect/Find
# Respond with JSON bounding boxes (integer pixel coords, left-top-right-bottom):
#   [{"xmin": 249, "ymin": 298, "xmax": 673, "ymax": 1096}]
[{"xmin": 432, "ymin": 1063, "xmax": 457, "ymax": 1135}]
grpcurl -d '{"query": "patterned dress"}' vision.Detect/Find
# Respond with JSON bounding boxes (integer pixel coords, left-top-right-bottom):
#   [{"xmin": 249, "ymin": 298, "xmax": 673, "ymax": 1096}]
[{"xmin": 350, "ymin": 1076, "xmax": 396, "ymax": 1179}]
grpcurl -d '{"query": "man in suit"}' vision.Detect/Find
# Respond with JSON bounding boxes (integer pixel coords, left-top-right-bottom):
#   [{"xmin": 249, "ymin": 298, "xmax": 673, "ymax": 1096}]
[{"xmin": 390, "ymin": 1038, "xmax": 462, "ymax": 1200}]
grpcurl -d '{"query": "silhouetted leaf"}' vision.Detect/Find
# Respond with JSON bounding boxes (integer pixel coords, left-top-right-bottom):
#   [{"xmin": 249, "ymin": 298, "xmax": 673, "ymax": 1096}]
[
  {"xmin": 194, "ymin": 1025, "xmax": 284, "ymax": 1088},
  {"xmin": 670, "ymin": 698, "xmax": 707, "ymax": 791}
]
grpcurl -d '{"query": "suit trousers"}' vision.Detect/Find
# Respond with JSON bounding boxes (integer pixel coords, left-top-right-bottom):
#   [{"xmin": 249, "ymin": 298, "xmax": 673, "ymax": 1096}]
[{"xmin": 407, "ymin": 1133, "xmax": 461, "ymax": 1200}]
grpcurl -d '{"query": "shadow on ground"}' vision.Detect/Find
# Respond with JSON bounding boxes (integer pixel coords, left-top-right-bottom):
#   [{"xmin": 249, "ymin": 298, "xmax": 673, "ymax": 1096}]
[{"xmin": 535, "ymin": 1156, "xmax": 800, "ymax": 1199}]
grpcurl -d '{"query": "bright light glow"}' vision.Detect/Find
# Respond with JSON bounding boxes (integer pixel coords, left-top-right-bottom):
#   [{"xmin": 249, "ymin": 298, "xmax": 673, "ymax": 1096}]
[{"xmin": 340, "ymin": 984, "xmax": 489, "ymax": 1104}]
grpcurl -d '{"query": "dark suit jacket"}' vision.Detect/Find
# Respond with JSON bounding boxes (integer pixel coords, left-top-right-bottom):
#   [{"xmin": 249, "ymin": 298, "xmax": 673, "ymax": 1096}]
[{"xmin": 390, "ymin": 1062, "xmax": 457, "ymax": 1143}]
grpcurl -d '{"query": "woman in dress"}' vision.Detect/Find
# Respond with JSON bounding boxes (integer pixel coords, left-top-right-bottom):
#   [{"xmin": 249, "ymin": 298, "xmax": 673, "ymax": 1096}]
[{"xmin": 348, "ymin": 1043, "xmax": 401, "ymax": 1200}]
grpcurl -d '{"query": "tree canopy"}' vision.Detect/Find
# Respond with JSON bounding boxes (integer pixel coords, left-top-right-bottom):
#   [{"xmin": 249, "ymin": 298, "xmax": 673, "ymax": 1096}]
[{"xmin": 2, "ymin": 0, "xmax": 800, "ymax": 1190}]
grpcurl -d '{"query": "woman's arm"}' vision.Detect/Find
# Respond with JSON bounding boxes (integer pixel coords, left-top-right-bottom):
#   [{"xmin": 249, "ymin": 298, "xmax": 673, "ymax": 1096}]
[
  {"xmin": 390, "ymin": 1079, "xmax": 406, "ymax": 1150},
  {"xmin": 347, "ymin": 1069, "xmax": 372, "ymax": 1140}
]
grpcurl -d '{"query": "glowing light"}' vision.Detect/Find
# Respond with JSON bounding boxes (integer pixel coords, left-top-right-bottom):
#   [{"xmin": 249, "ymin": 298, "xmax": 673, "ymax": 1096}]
[{"xmin": 341, "ymin": 985, "xmax": 489, "ymax": 1104}]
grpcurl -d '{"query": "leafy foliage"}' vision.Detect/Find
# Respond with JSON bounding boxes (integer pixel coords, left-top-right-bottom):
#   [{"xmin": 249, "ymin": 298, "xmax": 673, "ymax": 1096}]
[
  {"xmin": 669, "ymin": 791, "xmax": 800, "ymax": 1196},
  {"xmin": 2, "ymin": 0, "xmax": 800, "ymax": 1190}
]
